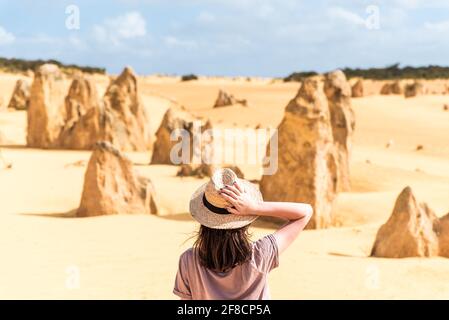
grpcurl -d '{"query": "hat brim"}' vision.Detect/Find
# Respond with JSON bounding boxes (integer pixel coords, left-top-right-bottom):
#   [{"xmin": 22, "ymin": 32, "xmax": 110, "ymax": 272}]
[{"xmin": 189, "ymin": 179, "xmax": 262, "ymax": 229}]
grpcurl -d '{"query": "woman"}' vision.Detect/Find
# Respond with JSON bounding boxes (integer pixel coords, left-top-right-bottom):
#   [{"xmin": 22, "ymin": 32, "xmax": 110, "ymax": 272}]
[{"xmin": 173, "ymin": 168, "xmax": 313, "ymax": 300}]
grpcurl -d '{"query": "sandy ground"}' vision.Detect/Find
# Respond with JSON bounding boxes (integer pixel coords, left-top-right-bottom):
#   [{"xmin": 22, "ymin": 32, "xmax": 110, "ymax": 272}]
[{"xmin": 0, "ymin": 74, "xmax": 449, "ymax": 299}]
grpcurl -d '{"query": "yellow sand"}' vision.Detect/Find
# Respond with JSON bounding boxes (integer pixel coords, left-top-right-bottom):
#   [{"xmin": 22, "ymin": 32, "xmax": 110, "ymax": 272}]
[{"xmin": 0, "ymin": 74, "xmax": 449, "ymax": 299}]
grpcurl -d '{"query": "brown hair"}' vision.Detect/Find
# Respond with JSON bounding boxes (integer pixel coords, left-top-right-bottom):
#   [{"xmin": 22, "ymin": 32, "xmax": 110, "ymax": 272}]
[{"xmin": 193, "ymin": 225, "xmax": 252, "ymax": 273}]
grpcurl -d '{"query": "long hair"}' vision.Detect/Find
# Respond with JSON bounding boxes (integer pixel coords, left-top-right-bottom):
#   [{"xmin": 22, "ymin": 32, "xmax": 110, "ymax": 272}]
[{"xmin": 193, "ymin": 225, "xmax": 252, "ymax": 273}]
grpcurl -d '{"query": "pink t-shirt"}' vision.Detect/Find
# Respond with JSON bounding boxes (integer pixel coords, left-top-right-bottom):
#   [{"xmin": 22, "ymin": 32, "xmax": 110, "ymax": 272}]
[{"xmin": 173, "ymin": 234, "xmax": 279, "ymax": 300}]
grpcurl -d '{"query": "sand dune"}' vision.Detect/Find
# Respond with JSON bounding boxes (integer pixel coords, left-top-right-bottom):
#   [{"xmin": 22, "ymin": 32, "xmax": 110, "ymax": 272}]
[{"xmin": 0, "ymin": 73, "xmax": 449, "ymax": 299}]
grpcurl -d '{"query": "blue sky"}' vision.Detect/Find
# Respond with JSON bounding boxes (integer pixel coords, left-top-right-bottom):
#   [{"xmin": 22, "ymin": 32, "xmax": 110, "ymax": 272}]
[{"xmin": 0, "ymin": 0, "xmax": 449, "ymax": 76}]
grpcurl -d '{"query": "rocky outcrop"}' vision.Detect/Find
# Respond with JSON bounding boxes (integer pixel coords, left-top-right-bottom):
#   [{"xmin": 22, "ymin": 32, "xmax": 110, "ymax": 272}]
[
  {"xmin": 213, "ymin": 89, "xmax": 247, "ymax": 108},
  {"xmin": 259, "ymin": 78, "xmax": 338, "ymax": 229},
  {"xmin": 151, "ymin": 106, "xmax": 214, "ymax": 165},
  {"xmin": 404, "ymin": 82, "xmax": 424, "ymax": 98},
  {"xmin": 57, "ymin": 75, "xmax": 101, "ymax": 149},
  {"xmin": 8, "ymin": 79, "xmax": 31, "ymax": 110},
  {"xmin": 27, "ymin": 64, "xmax": 69, "ymax": 148},
  {"xmin": 380, "ymin": 81, "xmax": 402, "ymax": 95},
  {"xmin": 58, "ymin": 105, "xmax": 107, "ymax": 150},
  {"xmin": 371, "ymin": 187, "xmax": 440, "ymax": 258},
  {"xmin": 77, "ymin": 141, "xmax": 159, "ymax": 217},
  {"xmin": 324, "ymin": 70, "xmax": 355, "ymax": 192},
  {"xmin": 58, "ymin": 67, "xmax": 151, "ymax": 151},
  {"xmin": 351, "ymin": 79, "xmax": 364, "ymax": 98},
  {"xmin": 438, "ymin": 213, "xmax": 449, "ymax": 257},
  {"xmin": 101, "ymin": 67, "xmax": 151, "ymax": 151},
  {"xmin": 64, "ymin": 74, "xmax": 99, "ymax": 123}
]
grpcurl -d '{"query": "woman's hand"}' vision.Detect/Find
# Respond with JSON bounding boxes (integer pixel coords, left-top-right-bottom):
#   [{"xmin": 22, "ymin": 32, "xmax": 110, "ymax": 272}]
[{"xmin": 219, "ymin": 181, "xmax": 260, "ymax": 216}]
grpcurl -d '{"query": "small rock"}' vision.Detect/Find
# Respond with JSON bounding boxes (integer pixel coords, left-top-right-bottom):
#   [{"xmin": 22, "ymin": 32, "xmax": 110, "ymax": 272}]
[
  {"xmin": 213, "ymin": 89, "xmax": 247, "ymax": 108},
  {"xmin": 351, "ymin": 79, "xmax": 364, "ymax": 98},
  {"xmin": 385, "ymin": 139, "xmax": 394, "ymax": 148},
  {"xmin": 404, "ymin": 82, "xmax": 424, "ymax": 98},
  {"xmin": 7, "ymin": 79, "xmax": 31, "ymax": 110}
]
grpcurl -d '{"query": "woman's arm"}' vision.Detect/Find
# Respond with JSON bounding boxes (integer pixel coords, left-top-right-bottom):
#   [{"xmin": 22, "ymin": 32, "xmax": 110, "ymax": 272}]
[
  {"xmin": 220, "ymin": 182, "xmax": 313, "ymax": 253},
  {"xmin": 252, "ymin": 202, "xmax": 313, "ymax": 253}
]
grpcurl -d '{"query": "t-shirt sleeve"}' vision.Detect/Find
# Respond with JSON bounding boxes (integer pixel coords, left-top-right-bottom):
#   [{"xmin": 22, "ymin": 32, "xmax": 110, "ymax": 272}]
[
  {"xmin": 252, "ymin": 234, "xmax": 279, "ymax": 273},
  {"xmin": 173, "ymin": 252, "xmax": 192, "ymax": 299}
]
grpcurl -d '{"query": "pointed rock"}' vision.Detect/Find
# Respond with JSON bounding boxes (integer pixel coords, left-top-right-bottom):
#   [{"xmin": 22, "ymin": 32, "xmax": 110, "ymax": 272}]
[
  {"xmin": 404, "ymin": 81, "xmax": 424, "ymax": 98},
  {"xmin": 213, "ymin": 89, "xmax": 247, "ymax": 108},
  {"xmin": 8, "ymin": 79, "xmax": 31, "ymax": 110},
  {"xmin": 214, "ymin": 89, "xmax": 236, "ymax": 107},
  {"xmin": 64, "ymin": 74, "xmax": 99, "ymax": 123},
  {"xmin": 77, "ymin": 141, "xmax": 159, "ymax": 217},
  {"xmin": 58, "ymin": 104, "xmax": 109, "ymax": 150},
  {"xmin": 259, "ymin": 78, "xmax": 338, "ymax": 229},
  {"xmin": 438, "ymin": 213, "xmax": 449, "ymax": 258},
  {"xmin": 58, "ymin": 74, "xmax": 102, "ymax": 149},
  {"xmin": 27, "ymin": 64, "xmax": 69, "ymax": 148},
  {"xmin": 324, "ymin": 70, "xmax": 355, "ymax": 192},
  {"xmin": 151, "ymin": 106, "xmax": 214, "ymax": 165},
  {"xmin": 102, "ymin": 66, "xmax": 151, "ymax": 151},
  {"xmin": 351, "ymin": 79, "xmax": 364, "ymax": 98},
  {"xmin": 58, "ymin": 67, "xmax": 151, "ymax": 151},
  {"xmin": 380, "ymin": 81, "xmax": 402, "ymax": 95},
  {"xmin": 371, "ymin": 187, "xmax": 439, "ymax": 258}
]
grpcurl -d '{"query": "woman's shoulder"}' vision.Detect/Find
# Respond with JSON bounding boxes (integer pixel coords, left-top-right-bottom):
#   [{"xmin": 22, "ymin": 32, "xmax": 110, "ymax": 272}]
[
  {"xmin": 251, "ymin": 234, "xmax": 279, "ymax": 273},
  {"xmin": 179, "ymin": 247, "xmax": 195, "ymax": 263},
  {"xmin": 253, "ymin": 234, "xmax": 278, "ymax": 252}
]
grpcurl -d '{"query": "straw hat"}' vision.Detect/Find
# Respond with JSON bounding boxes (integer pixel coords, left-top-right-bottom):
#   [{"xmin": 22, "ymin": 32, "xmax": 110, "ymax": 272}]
[{"xmin": 189, "ymin": 168, "xmax": 263, "ymax": 229}]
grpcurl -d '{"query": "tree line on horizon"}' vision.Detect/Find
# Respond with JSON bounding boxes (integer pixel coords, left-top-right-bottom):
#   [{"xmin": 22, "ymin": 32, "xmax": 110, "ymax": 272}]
[
  {"xmin": 0, "ymin": 57, "xmax": 106, "ymax": 75},
  {"xmin": 2, "ymin": 57, "xmax": 449, "ymax": 80},
  {"xmin": 284, "ymin": 63, "xmax": 449, "ymax": 81}
]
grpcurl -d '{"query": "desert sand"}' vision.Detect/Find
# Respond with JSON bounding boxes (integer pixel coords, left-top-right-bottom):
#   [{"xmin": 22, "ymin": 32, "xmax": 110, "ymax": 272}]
[{"xmin": 1, "ymin": 72, "xmax": 449, "ymax": 299}]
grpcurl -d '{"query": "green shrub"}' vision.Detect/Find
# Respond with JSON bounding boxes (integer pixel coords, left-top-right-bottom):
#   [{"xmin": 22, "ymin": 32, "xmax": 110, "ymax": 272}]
[
  {"xmin": 0, "ymin": 57, "xmax": 105, "ymax": 74},
  {"xmin": 181, "ymin": 74, "xmax": 198, "ymax": 81},
  {"xmin": 283, "ymin": 71, "xmax": 318, "ymax": 82},
  {"xmin": 284, "ymin": 64, "xmax": 449, "ymax": 81}
]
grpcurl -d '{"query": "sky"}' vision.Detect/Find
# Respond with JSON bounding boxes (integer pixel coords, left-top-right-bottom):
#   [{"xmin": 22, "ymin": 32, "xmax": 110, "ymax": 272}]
[{"xmin": 0, "ymin": 0, "xmax": 449, "ymax": 76}]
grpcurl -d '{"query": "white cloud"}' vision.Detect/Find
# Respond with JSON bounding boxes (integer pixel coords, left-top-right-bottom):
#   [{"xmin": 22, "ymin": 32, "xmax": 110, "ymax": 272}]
[
  {"xmin": 197, "ymin": 11, "xmax": 215, "ymax": 24},
  {"xmin": 424, "ymin": 20, "xmax": 449, "ymax": 32},
  {"xmin": 327, "ymin": 7, "xmax": 366, "ymax": 27},
  {"xmin": 69, "ymin": 35, "xmax": 88, "ymax": 50},
  {"xmin": 163, "ymin": 36, "xmax": 197, "ymax": 49},
  {"xmin": 23, "ymin": 34, "xmax": 60, "ymax": 44},
  {"xmin": 392, "ymin": 0, "xmax": 449, "ymax": 9},
  {"xmin": 393, "ymin": 0, "xmax": 420, "ymax": 8},
  {"xmin": 93, "ymin": 11, "xmax": 147, "ymax": 45},
  {"xmin": 0, "ymin": 26, "xmax": 15, "ymax": 45}
]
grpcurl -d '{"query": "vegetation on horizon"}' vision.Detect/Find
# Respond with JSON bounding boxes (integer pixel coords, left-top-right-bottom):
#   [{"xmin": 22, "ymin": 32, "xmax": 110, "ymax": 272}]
[
  {"xmin": 0, "ymin": 57, "xmax": 106, "ymax": 74},
  {"xmin": 284, "ymin": 64, "xmax": 449, "ymax": 82},
  {"xmin": 283, "ymin": 71, "xmax": 318, "ymax": 82},
  {"xmin": 181, "ymin": 74, "xmax": 199, "ymax": 81}
]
